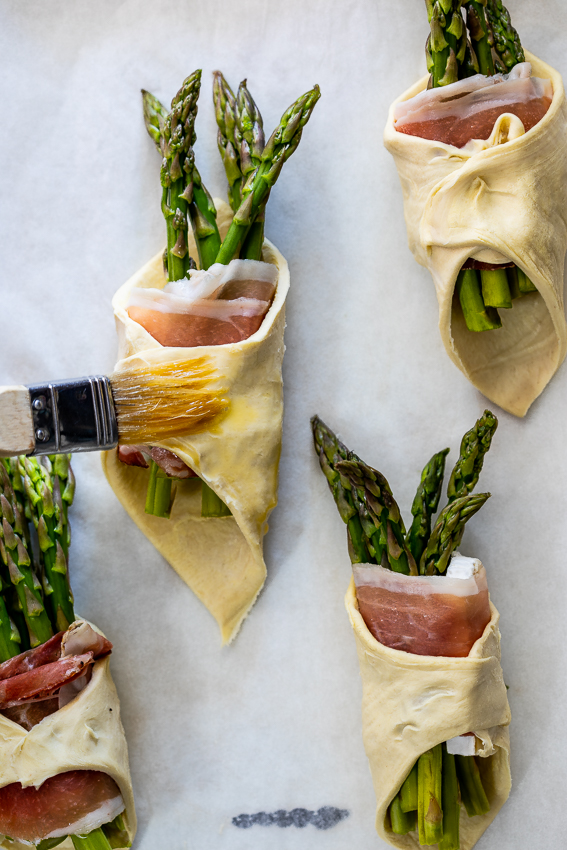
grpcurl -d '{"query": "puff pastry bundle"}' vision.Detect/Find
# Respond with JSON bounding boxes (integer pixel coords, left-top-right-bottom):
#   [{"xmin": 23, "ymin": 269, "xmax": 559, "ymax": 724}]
[
  {"xmin": 384, "ymin": 0, "xmax": 567, "ymax": 417},
  {"xmin": 104, "ymin": 71, "xmax": 320, "ymax": 644},
  {"xmin": 312, "ymin": 411, "xmax": 511, "ymax": 849},
  {"xmin": 0, "ymin": 456, "xmax": 134, "ymax": 850}
]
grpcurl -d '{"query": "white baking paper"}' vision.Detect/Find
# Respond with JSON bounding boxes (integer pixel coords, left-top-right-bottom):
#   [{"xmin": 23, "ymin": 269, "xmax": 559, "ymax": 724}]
[{"xmin": 0, "ymin": 0, "xmax": 566, "ymax": 847}]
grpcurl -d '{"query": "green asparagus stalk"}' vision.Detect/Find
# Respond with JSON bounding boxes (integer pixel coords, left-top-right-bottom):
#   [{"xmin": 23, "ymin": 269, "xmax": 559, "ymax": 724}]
[
  {"xmin": 516, "ymin": 266, "xmax": 537, "ymax": 293},
  {"xmin": 102, "ymin": 813, "xmax": 132, "ymax": 848},
  {"xmin": 456, "ymin": 269, "xmax": 501, "ymax": 332},
  {"xmin": 145, "ymin": 461, "xmax": 175, "ymax": 519},
  {"xmin": 0, "ymin": 463, "xmax": 53, "ymax": 646},
  {"xmin": 439, "ymin": 745, "xmax": 461, "ymax": 850},
  {"xmin": 201, "ymin": 482, "xmax": 231, "ymax": 518},
  {"xmin": 215, "ymin": 84, "xmax": 320, "ymax": 265},
  {"xmin": 236, "ymin": 80, "xmax": 267, "ymax": 261},
  {"xmin": 0, "ymin": 590, "xmax": 21, "ymax": 660},
  {"xmin": 141, "ymin": 89, "xmax": 168, "ymax": 153},
  {"xmin": 336, "ymin": 458, "xmax": 418, "ymax": 576},
  {"xmin": 420, "ymin": 491, "xmax": 490, "ymax": 575},
  {"xmin": 446, "ymin": 409, "xmax": 498, "ymax": 502},
  {"xmin": 213, "ymin": 72, "xmax": 243, "ymax": 212},
  {"xmin": 486, "ymin": 0, "xmax": 525, "ymax": 70},
  {"xmin": 406, "ymin": 448, "xmax": 449, "ymax": 564},
  {"xmin": 400, "ymin": 761, "xmax": 419, "ymax": 812},
  {"xmin": 464, "ymin": 1, "xmax": 495, "ymax": 75},
  {"xmin": 36, "ymin": 837, "xmax": 68, "ymax": 849},
  {"xmin": 506, "ymin": 265, "xmax": 521, "ymax": 299},
  {"xmin": 71, "ymin": 828, "xmax": 113, "ymax": 850},
  {"xmin": 20, "ymin": 457, "xmax": 75, "ymax": 632},
  {"xmin": 390, "ymin": 792, "xmax": 417, "ymax": 834},
  {"xmin": 418, "ymin": 744, "xmax": 443, "ymax": 845},
  {"xmin": 455, "ymin": 755, "xmax": 490, "ymax": 817},
  {"xmin": 311, "ymin": 416, "xmax": 370, "ymax": 564},
  {"xmin": 426, "ymin": 0, "xmax": 466, "ymax": 88},
  {"xmin": 480, "ymin": 268, "xmax": 512, "ymax": 309}
]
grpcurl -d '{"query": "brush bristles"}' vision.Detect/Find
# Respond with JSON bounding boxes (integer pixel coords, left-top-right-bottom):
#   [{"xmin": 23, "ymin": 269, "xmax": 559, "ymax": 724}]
[{"xmin": 110, "ymin": 358, "xmax": 227, "ymax": 444}]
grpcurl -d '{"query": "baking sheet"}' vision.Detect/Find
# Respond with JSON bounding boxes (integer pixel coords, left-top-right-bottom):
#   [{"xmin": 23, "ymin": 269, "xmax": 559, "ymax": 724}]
[{"xmin": 1, "ymin": 0, "xmax": 567, "ymax": 847}]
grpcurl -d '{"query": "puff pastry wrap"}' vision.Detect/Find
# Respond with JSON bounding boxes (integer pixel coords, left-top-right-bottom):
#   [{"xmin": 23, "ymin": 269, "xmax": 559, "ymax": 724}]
[
  {"xmin": 0, "ymin": 624, "xmax": 135, "ymax": 850},
  {"xmin": 384, "ymin": 52, "xmax": 567, "ymax": 417},
  {"xmin": 102, "ymin": 200, "xmax": 290, "ymax": 644},
  {"xmin": 345, "ymin": 579, "xmax": 511, "ymax": 850}
]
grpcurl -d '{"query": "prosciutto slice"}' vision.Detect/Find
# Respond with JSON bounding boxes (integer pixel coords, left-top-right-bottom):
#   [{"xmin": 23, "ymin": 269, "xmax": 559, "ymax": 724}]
[
  {"xmin": 0, "ymin": 770, "xmax": 124, "ymax": 843},
  {"xmin": 0, "ymin": 653, "xmax": 94, "ymax": 708},
  {"xmin": 0, "ymin": 632, "xmax": 64, "ymax": 681},
  {"xmin": 353, "ymin": 559, "xmax": 491, "ymax": 657},
  {"xmin": 127, "ymin": 258, "xmax": 278, "ymax": 347},
  {"xmin": 394, "ymin": 62, "xmax": 552, "ymax": 149}
]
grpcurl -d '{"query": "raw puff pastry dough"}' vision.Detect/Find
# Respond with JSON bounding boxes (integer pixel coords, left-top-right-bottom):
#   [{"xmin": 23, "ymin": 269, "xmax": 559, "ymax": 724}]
[
  {"xmin": 0, "ymin": 650, "xmax": 135, "ymax": 850},
  {"xmin": 384, "ymin": 52, "xmax": 567, "ymax": 417},
  {"xmin": 102, "ymin": 201, "xmax": 290, "ymax": 644},
  {"xmin": 345, "ymin": 579, "xmax": 511, "ymax": 850}
]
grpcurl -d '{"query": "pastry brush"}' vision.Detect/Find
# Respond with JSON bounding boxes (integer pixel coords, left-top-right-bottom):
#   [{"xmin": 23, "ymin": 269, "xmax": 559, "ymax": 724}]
[{"xmin": 0, "ymin": 359, "xmax": 226, "ymax": 458}]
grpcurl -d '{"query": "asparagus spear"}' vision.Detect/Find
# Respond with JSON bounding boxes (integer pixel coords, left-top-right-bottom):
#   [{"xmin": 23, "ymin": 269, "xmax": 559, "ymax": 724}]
[
  {"xmin": 418, "ymin": 743, "xmax": 443, "ymax": 845},
  {"xmin": 420, "ymin": 491, "xmax": 490, "ymax": 575},
  {"xmin": 141, "ymin": 90, "xmax": 168, "ymax": 153},
  {"xmin": 464, "ymin": 1, "xmax": 495, "ymax": 76},
  {"xmin": 336, "ymin": 458, "xmax": 418, "ymax": 576},
  {"xmin": 480, "ymin": 268, "xmax": 512, "ymax": 309},
  {"xmin": 20, "ymin": 457, "xmax": 75, "ymax": 632},
  {"xmin": 390, "ymin": 792, "xmax": 417, "ymax": 834},
  {"xmin": 400, "ymin": 761, "xmax": 419, "ymax": 812},
  {"xmin": 71, "ymin": 828, "xmax": 113, "ymax": 850},
  {"xmin": 102, "ymin": 813, "xmax": 132, "ymax": 848},
  {"xmin": 0, "ymin": 462, "xmax": 53, "ymax": 646},
  {"xmin": 406, "ymin": 448, "xmax": 449, "ymax": 564},
  {"xmin": 486, "ymin": 0, "xmax": 525, "ymax": 69},
  {"xmin": 446, "ymin": 409, "xmax": 498, "ymax": 502},
  {"xmin": 215, "ymin": 84, "xmax": 321, "ymax": 264},
  {"xmin": 455, "ymin": 754, "xmax": 490, "ymax": 816},
  {"xmin": 0, "ymin": 590, "xmax": 21, "ymax": 660},
  {"xmin": 236, "ymin": 80, "xmax": 267, "ymax": 261},
  {"xmin": 456, "ymin": 269, "xmax": 501, "ymax": 332},
  {"xmin": 426, "ymin": 0, "xmax": 466, "ymax": 88},
  {"xmin": 516, "ymin": 266, "xmax": 537, "ymax": 293},
  {"xmin": 439, "ymin": 745, "xmax": 461, "ymax": 850},
  {"xmin": 213, "ymin": 72, "xmax": 243, "ymax": 213},
  {"xmin": 311, "ymin": 416, "xmax": 370, "ymax": 564}
]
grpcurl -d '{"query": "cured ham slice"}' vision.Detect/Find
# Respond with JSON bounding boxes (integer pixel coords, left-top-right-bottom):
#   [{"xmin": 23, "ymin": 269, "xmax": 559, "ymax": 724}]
[
  {"xmin": 0, "ymin": 770, "xmax": 124, "ymax": 843},
  {"xmin": 149, "ymin": 447, "xmax": 197, "ymax": 478},
  {"xmin": 0, "ymin": 632, "xmax": 64, "ymax": 681},
  {"xmin": 0, "ymin": 652, "xmax": 94, "ymax": 708},
  {"xmin": 1, "ymin": 698, "xmax": 60, "ymax": 731},
  {"xmin": 61, "ymin": 621, "xmax": 113, "ymax": 659},
  {"xmin": 117, "ymin": 444, "xmax": 149, "ymax": 468},
  {"xmin": 394, "ymin": 62, "xmax": 552, "ymax": 149},
  {"xmin": 353, "ymin": 561, "xmax": 491, "ymax": 657},
  {"xmin": 127, "ymin": 258, "xmax": 278, "ymax": 347}
]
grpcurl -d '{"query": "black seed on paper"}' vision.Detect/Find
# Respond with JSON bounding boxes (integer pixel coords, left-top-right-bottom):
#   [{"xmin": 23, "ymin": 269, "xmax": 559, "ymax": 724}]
[{"xmin": 232, "ymin": 806, "xmax": 350, "ymax": 830}]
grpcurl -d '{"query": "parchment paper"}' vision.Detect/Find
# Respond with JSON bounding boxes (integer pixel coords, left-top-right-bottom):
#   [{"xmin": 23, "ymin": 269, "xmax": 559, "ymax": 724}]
[{"xmin": 0, "ymin": 1, "xmax": 566, "ymax": 847}]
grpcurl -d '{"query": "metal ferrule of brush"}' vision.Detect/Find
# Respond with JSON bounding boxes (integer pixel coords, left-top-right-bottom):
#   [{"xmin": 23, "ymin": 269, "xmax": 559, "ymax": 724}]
[{"xmin": 28, "ymin": 376, "xmax": 119, "ymax": 456}]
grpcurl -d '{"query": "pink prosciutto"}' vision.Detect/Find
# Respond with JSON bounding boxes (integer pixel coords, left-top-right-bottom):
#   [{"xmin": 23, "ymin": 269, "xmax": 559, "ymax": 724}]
[
  {"xmin": 117, "ymin": 444, "xmax": 197, "ymax": 478},
  {"xmin": 394, "ymin": 62, "xmax": 552, "ymax": 149},
  {"xmin": 126, "ymin": 257, "xmax": 278, "ymax": 347},
  {"xmin": 353, "ymin": 563, "xmax": 491, "ymax": 657},
  {"xmin": 0, "ymin": 770, "xmax": 124, "ymax": 843}
]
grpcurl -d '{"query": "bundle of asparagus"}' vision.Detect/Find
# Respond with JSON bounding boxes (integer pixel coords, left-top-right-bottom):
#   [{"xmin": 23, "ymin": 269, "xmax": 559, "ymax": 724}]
[
  {"xmin": 103, "ymin": 70, "xmax": 320, "ymax": 643},
  {"xmin": 422, "ymin": 0, "xmax": 537, "ymax": 331},
  {"xmin": 0, "ymin": 456, "xmax": 134, "ymax": 850},
  {"xmin": 312, "ymin": 413, "xmax": 511, "ymax": 850},
  {"xmin": 385, "ymin": 0, "xmax": 567, "ymax": 416}
]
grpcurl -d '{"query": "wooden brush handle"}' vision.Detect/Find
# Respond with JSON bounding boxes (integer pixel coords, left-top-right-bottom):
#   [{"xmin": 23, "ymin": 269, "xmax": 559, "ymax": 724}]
[{"xmin": 0, "ymin": 386, "xmax": 34, "ymax": 457}]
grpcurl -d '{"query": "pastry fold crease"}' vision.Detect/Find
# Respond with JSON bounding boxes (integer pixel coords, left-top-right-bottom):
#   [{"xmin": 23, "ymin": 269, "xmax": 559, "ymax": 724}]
[
  {"xmin": 384, "ymin": 52, "xmax": 567, "ymax": 417},
  {"xmin": 0, "ymin": 644, "xmax": 135, "ymax": 850},
  {"xmin": 102, "ymin": 201, "xmax": 290, "ymax": 644},
  {"xmin": 345, "ymin": 578, "xmax": 511, "ymax": 850}
]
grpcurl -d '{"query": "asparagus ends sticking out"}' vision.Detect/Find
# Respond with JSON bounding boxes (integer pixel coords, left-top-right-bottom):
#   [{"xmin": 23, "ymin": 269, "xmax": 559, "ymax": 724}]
[
  {"xmin": 311, "ymin": 416, "xmax": 370, "ymax": 565},
  {"xmin": 455, "ymin": 754, "xmax": 491, "ymax": 817},
  {"xmin": 480, "ymin": 268, "xmax": 512, "ymax": 309},
  {"xmin": 486, "ymin": 0, "xmax": 525, "ymax": 70},
  {"xmin": 389, "ymin": 793, "xmax": 417, "ymax": 835},
  {"xmin": 335, "ymin": 458, "xmax": 418, "ymax": 576},
  {"xmin": 417, "ymin": 744, "xmax": 443, "ymax": 845},
  {"xmin": 141, "ymin": 90, "xmax": 168, "ymax": 153},
  {"xmin": 144, "ymin": 461, "xmax": 174, "ymax": 519},
  {"xmin": 215, "ymin": 84, "xmax": 321, "ymax": 265},
  {"xmin": 420, "ymin": 491, "xmax": 491, "ymax": 575},
  {"xmin": 465, "ymin": 1, "xmax": 495, "ymax": 76},
  {"xmin": 213, "ymin": 71, "xmax": 243, "ymax": 212},
  {"xmin": 447, "ymin": 409, "xmax": 498, "ymax": 502},
  {"xmin": 406, "ymin": 448, "xmax": 449, "ymax": 565},
  {"xmin": 201, "ymin": 481, "xmax": 231, "ymax": 517},
  {"xmin": 439, "ymin": 745, "xmax": 460, "ymax": 850},
  {"xmin": 71, "ymin": 827, "xmax": 113, "ymax": 850},
  {"xmin": 456, "ymin": 269, "xmax": 502, "ymax": 332}
]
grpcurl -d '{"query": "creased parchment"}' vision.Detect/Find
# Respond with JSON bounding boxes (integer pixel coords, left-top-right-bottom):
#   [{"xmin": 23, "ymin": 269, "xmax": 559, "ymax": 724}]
[
  {"xmin": 0, "ymin": 650, "xmax": 135, "ymax": 850},
  {"xmin": 384, "ymin": 52, "xmax": 567, "ymax": 417},
  {"xmin": 102, "ymin": 200, "xmax": 290, "ymax": 644},
  {"xmin": 345, "ymin": 579, "xmax": 511, "ymax": 850}
]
